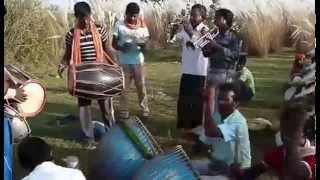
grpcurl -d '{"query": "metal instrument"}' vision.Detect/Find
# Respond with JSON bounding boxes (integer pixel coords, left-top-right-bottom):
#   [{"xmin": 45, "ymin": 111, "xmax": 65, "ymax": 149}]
[{"xmin": 193, "ymin": 28, "xmax": 220, "ymax": 48}]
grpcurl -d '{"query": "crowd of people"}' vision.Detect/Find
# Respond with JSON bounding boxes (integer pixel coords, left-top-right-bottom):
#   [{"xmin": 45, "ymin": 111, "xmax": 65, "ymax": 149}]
[{"xmin": 4, "ymin": 1, "xmax": 315, "ymax": 180}]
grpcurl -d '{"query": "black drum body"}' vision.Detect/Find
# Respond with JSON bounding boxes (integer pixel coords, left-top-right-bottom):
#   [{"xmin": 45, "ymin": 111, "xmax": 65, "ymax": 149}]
[{"xmin": 68, "ymin": 62, "xmax": 124, "ymax": 99}]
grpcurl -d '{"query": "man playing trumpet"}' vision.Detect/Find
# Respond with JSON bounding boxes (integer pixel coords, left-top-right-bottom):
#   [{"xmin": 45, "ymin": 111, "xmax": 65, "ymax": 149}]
[
  {"xmin": 203, "ymin": 8, "xmax": 240, "ymax": 84},
  {"xmin": 168, "ymin": 4, "xmax": 209, "ymax": 153},
  {"xmin": 201, "ymin": 8, "xmax": 241, "ymax": 123}
]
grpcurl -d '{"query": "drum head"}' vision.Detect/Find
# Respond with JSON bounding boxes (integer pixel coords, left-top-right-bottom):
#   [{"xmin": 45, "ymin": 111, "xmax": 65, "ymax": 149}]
[{"xmin": 17, "ymin": 82, "xmax": 46, "ymax": 117}]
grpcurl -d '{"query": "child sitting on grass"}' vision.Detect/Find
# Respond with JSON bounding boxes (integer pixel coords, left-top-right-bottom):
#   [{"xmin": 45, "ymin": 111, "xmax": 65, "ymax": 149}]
[{"xmin": 235, "ymin": 57, "xmax": 255, "ymax": 102}]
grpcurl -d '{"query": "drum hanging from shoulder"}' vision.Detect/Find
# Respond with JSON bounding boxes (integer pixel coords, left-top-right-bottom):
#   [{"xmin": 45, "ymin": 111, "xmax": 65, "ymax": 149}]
[
  {"xmin": 91, "ymin": 116, "xmax": 162, "ymax": 180},
  {"xmin": 133, "ymin": 145, "xmax": 200, "ymax": 180},
  {"xmin": 68, "ymin": 62, "xmax": 124, "ymax": 99},
  {"xmin": 5, "ymin": 65, "xmax": 46, "ymax": 118},
  {"xmin": 4, "ymin": 105, "xmax": 31, "ymax": 142}
]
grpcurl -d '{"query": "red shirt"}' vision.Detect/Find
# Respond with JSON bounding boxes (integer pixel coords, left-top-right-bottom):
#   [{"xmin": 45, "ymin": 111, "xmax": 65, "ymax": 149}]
[{"xmin": 263, "ymin": 145, "xmax": 316, "ymax": 180}]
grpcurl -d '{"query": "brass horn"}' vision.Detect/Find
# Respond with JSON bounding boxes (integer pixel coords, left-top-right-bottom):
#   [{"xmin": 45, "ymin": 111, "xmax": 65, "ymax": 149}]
[{"xmin": 193, "ymin": 28, "xmax": 219, "ymax": 48}]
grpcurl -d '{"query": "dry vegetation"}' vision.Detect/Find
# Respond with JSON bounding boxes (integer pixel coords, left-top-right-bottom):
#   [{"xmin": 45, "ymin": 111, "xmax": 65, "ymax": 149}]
[{"xmin": 4, "ymin": 0, "xmax": 66, "ymax": 74}]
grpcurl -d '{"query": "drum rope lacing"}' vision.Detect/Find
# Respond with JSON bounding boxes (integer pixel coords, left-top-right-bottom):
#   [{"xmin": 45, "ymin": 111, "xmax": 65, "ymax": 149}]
[{"xmin": 120, "ymin": 120, "xmax": 154, "ymax": 159}]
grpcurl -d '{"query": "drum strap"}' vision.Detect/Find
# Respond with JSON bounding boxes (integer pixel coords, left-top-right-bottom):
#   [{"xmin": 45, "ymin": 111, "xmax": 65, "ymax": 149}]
[
  {"xmin": 71, "ymin": 20, "xmax": 116, "ymax": 66},
  {"xmin": 119, "ymin": 121, "xmax": 153, "ymax": 159}
]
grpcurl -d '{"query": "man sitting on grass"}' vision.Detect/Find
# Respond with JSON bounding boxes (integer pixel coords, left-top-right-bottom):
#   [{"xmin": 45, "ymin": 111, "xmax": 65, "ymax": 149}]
[
  {"xmin": 192, "ymin": 83, "xmax": 251, "ymax": 177},
  {"xmin": 18, "ymin": 137, "xmax": 86, "ymax": 180}
]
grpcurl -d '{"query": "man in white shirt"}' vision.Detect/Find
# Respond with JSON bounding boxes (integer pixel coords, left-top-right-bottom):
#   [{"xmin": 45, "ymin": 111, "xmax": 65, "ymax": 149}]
[
  {"xmin": 169, "ymin": 4, "xmax": 209, "ymax": 153},
  {"xmin": 18, "ymin": 137, "xmax": 86, "ymax": 180}
]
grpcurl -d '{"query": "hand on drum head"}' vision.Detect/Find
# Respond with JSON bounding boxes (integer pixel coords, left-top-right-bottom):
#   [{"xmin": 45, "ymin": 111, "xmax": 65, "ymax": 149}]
[{"xmin": 14, "ymin": 87, "xmax": 27, "ymax": 102}]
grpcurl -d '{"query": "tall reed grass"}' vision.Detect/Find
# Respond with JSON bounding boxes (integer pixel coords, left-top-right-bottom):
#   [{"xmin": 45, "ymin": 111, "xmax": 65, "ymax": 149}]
[{"xmin": 5, "ymin": 0, "xmax": 66, "ymax": 75}]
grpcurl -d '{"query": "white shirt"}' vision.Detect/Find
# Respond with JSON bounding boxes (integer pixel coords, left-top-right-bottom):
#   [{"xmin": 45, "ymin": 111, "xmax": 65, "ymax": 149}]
[
  {"xmin": 113, "ymin": 20, "xmax": 150, "ymax": 64},
  {"xmin": 22, "ymin": 161, "xmax": 86, "ymax": 180},
  {"xmin": 171, "ymin": 22, "xmax": 209, "ymax": 76}
]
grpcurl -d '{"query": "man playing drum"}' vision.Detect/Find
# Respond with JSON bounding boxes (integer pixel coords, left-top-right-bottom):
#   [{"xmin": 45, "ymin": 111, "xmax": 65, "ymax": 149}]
[
  {"xmin": 4, "ymin": 67, "xmax": 28, "ymax": 180},
  {"xmin": 58, "ymin": 2, "xmax": 115, "ymax": 149}
]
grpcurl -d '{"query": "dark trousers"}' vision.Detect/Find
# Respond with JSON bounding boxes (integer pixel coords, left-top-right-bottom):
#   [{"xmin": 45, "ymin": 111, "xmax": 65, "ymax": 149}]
[{"xmin": 177, "ymin": 74, "xmax": 206, "ymax": 130}]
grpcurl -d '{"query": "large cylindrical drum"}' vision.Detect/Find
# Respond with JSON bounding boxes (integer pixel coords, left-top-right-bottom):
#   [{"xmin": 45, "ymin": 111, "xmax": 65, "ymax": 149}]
[
  {"xmin": 91, "ymin": 117, "xmax": 162, "ymax": 180},
  {"xmin": 133, "ymin": 146, "xmax": 200, "ymax": 180},
  {"xmin": 68, "ymin": 62, "xmax": 124, "ymax": 99}
]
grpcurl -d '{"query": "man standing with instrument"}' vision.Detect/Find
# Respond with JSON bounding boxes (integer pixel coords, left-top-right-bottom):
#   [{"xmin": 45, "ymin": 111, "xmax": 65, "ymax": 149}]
[
  {"xmin": 58, "ymin": 2, "xmax": 115, "ymax": 149},
  {"xmin": 168, "ymin": 4, "xmax": 209, "ymax": 154},
  {"xmin": 112, "ymin": 2, "xmax": 150, "ymax": 121},
  {"xmin": 202, "ymin": 8, "xmax": 241, "ymax": 121}
]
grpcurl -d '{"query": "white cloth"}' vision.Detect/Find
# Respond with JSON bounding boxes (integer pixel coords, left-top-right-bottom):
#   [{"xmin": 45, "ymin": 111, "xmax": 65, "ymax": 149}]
[
  {"xmin": 22, "ymin": 161, "xmax": 86, "ymax": 180},
  {"xmin": 171, "ymin": 22, "xmax": 209, "ymax": 76}
]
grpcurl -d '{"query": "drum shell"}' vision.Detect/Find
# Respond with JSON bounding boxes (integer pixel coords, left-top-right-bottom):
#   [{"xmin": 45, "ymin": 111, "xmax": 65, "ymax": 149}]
[
  {"xmin": 91, "ymin": 117, "xmax": 162, "ymax": 180},
  {"xmin": 133, "ymin": 146, "xmax": 200, "ymax": 180},
  {"xmin": 17, "ymin": 81, "xmax": 46, "ymax": 118},
  {"xmin": 4, "ymin": 106, "xmax": 31, "ymax": 142},
  {"xmin": 68, "ymin": 62, "xmax": 124, "ymax": 99}
]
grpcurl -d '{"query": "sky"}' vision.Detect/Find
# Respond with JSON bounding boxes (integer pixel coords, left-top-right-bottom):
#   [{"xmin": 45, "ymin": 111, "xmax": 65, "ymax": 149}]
[{"xmin": 43, "ymin": 0, "xmax": 72, "ymax": 11}]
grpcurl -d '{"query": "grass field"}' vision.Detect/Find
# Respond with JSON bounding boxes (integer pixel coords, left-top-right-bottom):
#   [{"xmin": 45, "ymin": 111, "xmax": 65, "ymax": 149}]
[{"xmin": 13, "ymin": 47, "xmax": 293, "ymax": 179}]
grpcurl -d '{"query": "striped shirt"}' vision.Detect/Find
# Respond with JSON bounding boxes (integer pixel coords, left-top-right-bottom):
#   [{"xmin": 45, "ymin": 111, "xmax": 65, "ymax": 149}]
[{"xmin": 65, "ymin": 24, "xmax": 108, "ymax": 62}]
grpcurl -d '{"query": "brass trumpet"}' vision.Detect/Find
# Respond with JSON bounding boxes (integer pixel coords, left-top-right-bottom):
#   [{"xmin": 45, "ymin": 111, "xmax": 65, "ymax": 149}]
[{"xmin": 193, "ymin": 28, "xmax": 220, "ymax": 48}]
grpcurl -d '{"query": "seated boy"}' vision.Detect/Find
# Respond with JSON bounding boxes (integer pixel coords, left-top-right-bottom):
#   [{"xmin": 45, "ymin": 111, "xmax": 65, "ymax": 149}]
[{"xmin": 235, "ymin": 57, "xmax": 255, "ymax": 102}]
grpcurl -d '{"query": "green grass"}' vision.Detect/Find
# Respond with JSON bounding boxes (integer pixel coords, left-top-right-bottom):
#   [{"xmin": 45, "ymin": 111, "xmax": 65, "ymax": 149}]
[{"xmin": 13, "ymin": 48, "xmax": 293, "ymax": 179}]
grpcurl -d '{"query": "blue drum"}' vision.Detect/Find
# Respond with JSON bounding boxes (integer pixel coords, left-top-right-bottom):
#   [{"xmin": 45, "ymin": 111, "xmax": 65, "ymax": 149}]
[
  {"xmin": 91, "ymin": 117, "xmax": 162, "ymax": 180},
  {"xmin": 133, "ymin": 145, "xmax": 200, "ymax": 180}
]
